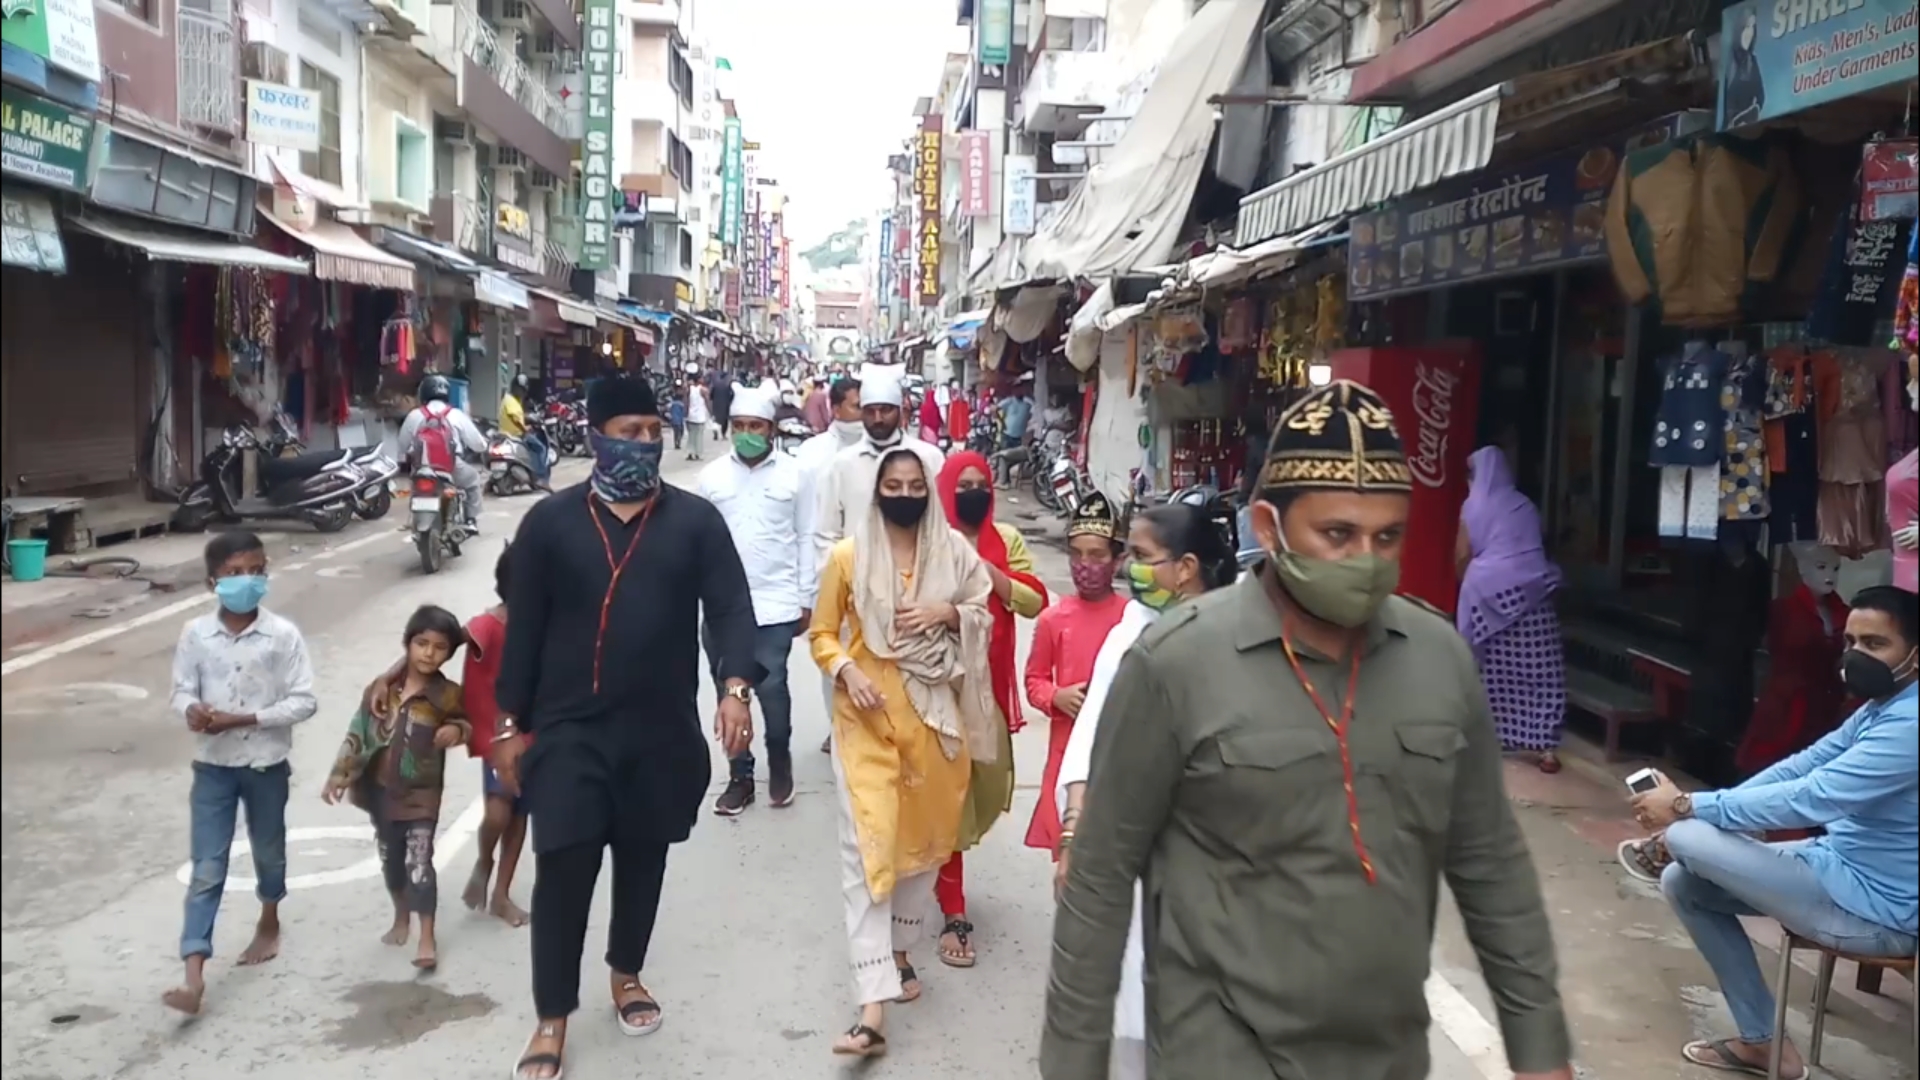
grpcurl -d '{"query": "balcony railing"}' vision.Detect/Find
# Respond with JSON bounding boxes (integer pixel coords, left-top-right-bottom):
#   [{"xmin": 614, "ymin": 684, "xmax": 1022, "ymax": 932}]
[
  {"xmin": 432, "ymin": 191, "xmax": 493, "ymax": 255},
  {"xmin": 537, "ymin": 230, "xmax": 574, "ymax": 283},
  {"xmin": 178, "ymin": 2, "xmax": 240, "ymax": 133},
  {"xmin": 456, "ymin": 3, "xmax": 568, "ymax": 136}
]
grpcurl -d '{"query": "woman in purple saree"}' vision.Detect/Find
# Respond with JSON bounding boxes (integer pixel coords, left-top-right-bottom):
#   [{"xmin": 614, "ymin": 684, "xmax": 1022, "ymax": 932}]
[{"xmin": 1455, "ymin": 445, "xmax": 1568, "ymax": 772}]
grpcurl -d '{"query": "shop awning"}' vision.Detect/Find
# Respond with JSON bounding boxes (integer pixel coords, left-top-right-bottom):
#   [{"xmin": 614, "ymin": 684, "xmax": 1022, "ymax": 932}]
[
  {"xmin": 1177, "ymin": 220, "xmax": 1344, "ymax": 291},
  {"xmin": 1006, "ymin": 0, "xmax": 1268, "ymax": 286},
  {"xmin": 946, "ymin": 308, "xmax": 993, "ymax": 349},
  {"xmin": 377, "ymin": 229, "xmax": 482, "ymax": 274},
  {"xmin": 2, "ymin": 188, "xmax": 68, "ymax": 274},
  {"xmin": 68, "ymin": 214, "xmax": 310, "ymax": 275},
  {"xmin": 619, "ymin": 303, "xmax": 676, "ymax": 327},
  {"xmin": 269, "ymin": 158, "xmax": 366, "ymax": 211},
  {"xmin": 689, "ymin": 313, "xmax": 736, "ymax": 336},
  {"xmin": 475, "ymin": 270, "xmax": 529, "ymax": 310},
  {"xmin": 1236, "ymin": 84, "xmax": 1503, "ymax": 247},
  {"xmin": 1063, "ymin": 281, "xmax": 1152, "ymax": 372},
  {"xmin": 262, "ymin": 212, "xmax": 414, "ymax": 291},
  {"xmin": 532, "ymin": 288, "xmax": 597, "ymax": 327}
]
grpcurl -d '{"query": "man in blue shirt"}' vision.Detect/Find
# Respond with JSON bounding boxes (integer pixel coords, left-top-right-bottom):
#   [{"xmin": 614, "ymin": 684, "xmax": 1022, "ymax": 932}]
[{"xmin": 1632, "ymin": 585, "xmax": 1917, "ymax": 1080}]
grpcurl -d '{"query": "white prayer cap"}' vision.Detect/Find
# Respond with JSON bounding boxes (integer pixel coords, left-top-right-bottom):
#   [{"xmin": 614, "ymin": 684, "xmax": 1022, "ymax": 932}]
[
  {"xmin": 729, "ymin": 382, "xmax": 778, "ymax": 421},
  {"xmin": 859, "ymin": 363, "xmax": 906, "ymax": 408}
]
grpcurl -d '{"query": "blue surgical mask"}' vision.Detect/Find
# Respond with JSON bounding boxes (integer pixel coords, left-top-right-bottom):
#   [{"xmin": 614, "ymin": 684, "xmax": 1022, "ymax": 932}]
[
  {"xmin": 214, "ymin": 574, "xmax": 269, "ymax": 614},
  {"xmin": 588, "ymin": 430, "xmax": 664, "ymax": 503}
]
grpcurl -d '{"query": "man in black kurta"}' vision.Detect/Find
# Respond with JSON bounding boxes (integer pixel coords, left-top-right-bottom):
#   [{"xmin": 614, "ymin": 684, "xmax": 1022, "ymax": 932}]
[{"xmin": 493, "ymin": 375, "xmax": 761, "ymax": 1080}]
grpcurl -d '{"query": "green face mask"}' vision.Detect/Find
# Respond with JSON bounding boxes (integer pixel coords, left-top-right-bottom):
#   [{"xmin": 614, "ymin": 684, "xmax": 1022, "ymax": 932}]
[
  {"xmin": 1126, "ymin": 560, "xmax": 1177, "ymax": 610},
  {"xmin": 1269, "ymin": 548, "xmax": 1400, "ymax": 628},
  {"xmin": 732, "ymin": 431, "xmax": 771, "ymax": 459}
]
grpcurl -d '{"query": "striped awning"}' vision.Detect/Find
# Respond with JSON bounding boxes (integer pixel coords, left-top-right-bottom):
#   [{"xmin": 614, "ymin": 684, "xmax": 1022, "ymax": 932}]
[
  {"xmin": 1235, "ymin": 84, "xmax": 1502, "ymax": 247},
  {"xmin": 262, "ymin": 212, "xmax": 415, "ymax": 291}
]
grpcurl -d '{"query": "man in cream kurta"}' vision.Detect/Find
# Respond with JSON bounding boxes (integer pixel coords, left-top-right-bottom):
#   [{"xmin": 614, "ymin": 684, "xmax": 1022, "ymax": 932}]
[{"xmin": 811, "ymin": 364, "xmax": 945, "ymax": 566}]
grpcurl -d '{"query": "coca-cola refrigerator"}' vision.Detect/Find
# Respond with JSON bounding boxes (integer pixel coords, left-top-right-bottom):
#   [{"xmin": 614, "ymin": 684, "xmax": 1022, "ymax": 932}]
[{"xmin": 1326, "ymin": 344, "xmax": 1482, "ymax": 615}]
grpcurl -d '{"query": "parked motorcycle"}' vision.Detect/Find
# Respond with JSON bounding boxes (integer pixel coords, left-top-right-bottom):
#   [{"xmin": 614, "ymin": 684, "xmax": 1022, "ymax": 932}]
[
  {"xmin": 485, "ymin": 429, "xmax": 544, "ymax": 496},
  {"xmin": 543, "ymin": 399, "xmax": 589, "ymax": 457},
  {"xmin": 257, "ymin": 407, "xmax": 396, "ymax": 521},
  {"xmin": 409, "ymin": 463, "xmax": 469, "ymax": 574},
  {"xmin": 174, "ymin": 426, "xmax": 362, "ymax": 533}
]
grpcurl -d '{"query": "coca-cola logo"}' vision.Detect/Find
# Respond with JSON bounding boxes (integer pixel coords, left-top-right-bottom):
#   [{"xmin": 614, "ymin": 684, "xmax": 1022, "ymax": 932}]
[{"xmin": 1408, "ymin": 363, "xmax": 1457, "ymax": 489}]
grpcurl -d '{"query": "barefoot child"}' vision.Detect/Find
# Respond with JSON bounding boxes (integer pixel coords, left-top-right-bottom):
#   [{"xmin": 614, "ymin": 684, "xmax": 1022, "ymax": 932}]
[
  {"xmin": 324, "ymin": 605, "xmax": 469, "ymax": 970},
  {"xmin": 165, "ymin": 531, "xmax": 317, "ymax": 1015},
  {"xmin": 462, "ymin": 545, "xmax": 530, "ymax": 926}
]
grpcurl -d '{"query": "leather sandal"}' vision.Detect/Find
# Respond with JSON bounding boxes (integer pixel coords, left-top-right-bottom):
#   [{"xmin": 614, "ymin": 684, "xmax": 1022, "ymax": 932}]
[
  {"xmin": 833, "ymin": 1022, "xmax": 888, "ymax": 1058},
  {"xmin": 938, "ymin": 918, "xmax": 977, "ymax": 968},
  {"xmin": 894, "ymin": 962, "xmax": 922, "ymax": 1003}
]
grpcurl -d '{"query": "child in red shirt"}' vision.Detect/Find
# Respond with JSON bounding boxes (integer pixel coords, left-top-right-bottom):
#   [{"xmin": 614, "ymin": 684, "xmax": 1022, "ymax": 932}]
[{"xmin": 461, "ymin": 545, "xmax": 529, "ymax": 926}]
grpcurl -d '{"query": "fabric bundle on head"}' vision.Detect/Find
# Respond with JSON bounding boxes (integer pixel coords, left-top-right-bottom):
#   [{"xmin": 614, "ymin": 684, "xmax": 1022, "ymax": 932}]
[
  {"xmin": 1068, "ymin": 490, "xmax": 1119, "ymax": 541},
  {"xmin": 1259, "ymin": 380, "xmax": 1411, "ymax": 495},
  {"xmin": 851, "ymin": 444, "xmax": 1000, "ymax": 766},
  {"xmin": 859, "ymin": 363, "xmax": 906, "ymax": 408},
  {"xmin": 729, "ymin": 381, "xmax": 778, "ymax": 421},
  {"xmin": 587, "ymin": 375, "xmax": 659, "ymax": 428}
]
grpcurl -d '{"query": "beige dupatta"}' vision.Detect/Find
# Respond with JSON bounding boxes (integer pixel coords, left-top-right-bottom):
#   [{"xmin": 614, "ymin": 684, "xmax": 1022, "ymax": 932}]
[{"xmin": 849, "ymin": 444, "xmax": 1000, "ymax": 764}]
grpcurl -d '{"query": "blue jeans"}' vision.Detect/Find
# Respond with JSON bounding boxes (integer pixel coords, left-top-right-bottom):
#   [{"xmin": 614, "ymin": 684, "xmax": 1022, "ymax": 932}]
[
  {"xmin": 703, "ymin": 620, "xmax": 797, "ymax": 781},
  {"xmin": 181, "ymin": 761, "xmax": 290, "ymax": 959},
  {"xmin": 523, "ymin": 429, "xmax": 551, "ymax": 482},
  {"xmin": 1659, "ymin": 818, "xmax": 1917, "ymax": 1042}
]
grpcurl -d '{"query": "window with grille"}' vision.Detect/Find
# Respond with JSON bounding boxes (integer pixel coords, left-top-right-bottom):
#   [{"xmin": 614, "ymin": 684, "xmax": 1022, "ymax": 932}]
[
  {"xmin": 666, "ymin": 131, "xmax": 691, "ymax": 184},
  {"xmin": 298, "ymin": 62, "xmax": 343, "ymax": 184}
]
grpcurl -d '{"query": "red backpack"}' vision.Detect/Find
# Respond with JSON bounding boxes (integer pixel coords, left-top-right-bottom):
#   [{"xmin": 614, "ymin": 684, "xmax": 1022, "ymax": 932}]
[{"xmin": 412, "ymin": 401, "xmax": 458, "ymax": 474}]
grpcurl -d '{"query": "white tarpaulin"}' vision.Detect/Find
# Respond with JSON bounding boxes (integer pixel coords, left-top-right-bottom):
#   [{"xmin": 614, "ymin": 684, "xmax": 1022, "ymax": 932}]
[{"xmin": 1016, "ymin": 0, "xmax": 1266, "ymax": 284}]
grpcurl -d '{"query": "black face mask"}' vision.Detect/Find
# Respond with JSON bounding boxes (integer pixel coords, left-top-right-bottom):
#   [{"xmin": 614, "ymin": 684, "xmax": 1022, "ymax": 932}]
[
  {"xmin": 877, "ymin": 494, "xmax": 928, "ymax": 528},
  {"xmin": 1840, "ymin": 647, "xmax": 1915, "ymax": 700},
  {"xmin": 953, "ymin": 488, "xmax": 992, "ymax": 527}
]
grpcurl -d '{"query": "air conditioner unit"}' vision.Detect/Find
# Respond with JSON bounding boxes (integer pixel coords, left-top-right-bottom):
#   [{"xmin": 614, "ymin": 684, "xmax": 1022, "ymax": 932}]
[
  {"xmin": 242, "ymin": 41, "xmax": 290, "ymax": 84},
  {"xmin": 498, "ymin": 0, "xmax": 531, "ymax": 28},
  {"xmin": 435, "ymin": 117, "xmax": 472, "ymax": 144},
  {"xmin": 529, "ymin": 167, "xmax": 556, "ymax": 191},
  {"xmin": 530, "ymin": 30, "xmax": 558, "ymax": 59},
  {"xmin": 495, "ymin": 146, "xmax": 528, "ymax": 170}
]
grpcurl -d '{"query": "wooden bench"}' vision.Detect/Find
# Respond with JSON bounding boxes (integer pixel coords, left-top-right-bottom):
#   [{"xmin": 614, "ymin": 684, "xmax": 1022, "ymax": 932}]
[
  {"xmin": 2, "ymin": 497, "xmax": 85, "ymax": 554},
  {"xmin": 1629, "ymin": 648, "xmax": 1692, "ymax": 723},
  {"xmin": 1564, "ymin": 668, "xmax": 1657, "ymax": 762},
  {"xmin": 1767, "ymin": 929, "xmax": 1916, "ymax": 1079}
]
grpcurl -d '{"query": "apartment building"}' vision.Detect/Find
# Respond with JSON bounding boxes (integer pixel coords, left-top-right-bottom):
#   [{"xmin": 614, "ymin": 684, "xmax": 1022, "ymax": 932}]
[{"xmin": 618, "ymin": 0, "xmax": 699, "ymax": 311}]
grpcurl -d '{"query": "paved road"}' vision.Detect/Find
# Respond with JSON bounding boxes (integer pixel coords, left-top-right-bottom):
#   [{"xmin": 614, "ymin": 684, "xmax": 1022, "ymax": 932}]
[{"xmin": 1, "ymin": 452, "xmax": 1494, "ymax": 1080}]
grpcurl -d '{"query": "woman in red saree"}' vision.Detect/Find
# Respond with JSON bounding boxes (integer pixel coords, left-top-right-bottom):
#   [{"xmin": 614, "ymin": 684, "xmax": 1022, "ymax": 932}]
[{"xmin": 932, "ymin": 450, "xmax": 1047, "ymax": 967}]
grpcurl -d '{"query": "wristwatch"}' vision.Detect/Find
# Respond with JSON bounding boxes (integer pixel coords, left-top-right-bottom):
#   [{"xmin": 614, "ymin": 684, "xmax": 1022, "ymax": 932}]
[
  {"xmin": 1672, "ymin": 792, "xmax": 1694, "ymax": 820},
  {"xmin": 725, "ymin": 683, "xmax": 754, "ymax": 705}
]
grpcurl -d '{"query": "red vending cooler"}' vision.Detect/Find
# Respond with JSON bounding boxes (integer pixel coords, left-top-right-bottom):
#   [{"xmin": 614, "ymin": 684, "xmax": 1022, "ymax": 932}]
[{"xmin": 1325, "ymin": 344, "xmax": 1482, "ymax": 615}]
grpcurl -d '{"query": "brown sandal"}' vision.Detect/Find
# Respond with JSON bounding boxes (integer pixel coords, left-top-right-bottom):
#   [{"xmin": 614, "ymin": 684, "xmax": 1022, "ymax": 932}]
[
  {"xmin": 894, "ymin": 962, "xmax": 921, "ymax": 1003},
  {"xmin": 833, "ymin": 1022, "xmax": 888, "ymax": 1058}
]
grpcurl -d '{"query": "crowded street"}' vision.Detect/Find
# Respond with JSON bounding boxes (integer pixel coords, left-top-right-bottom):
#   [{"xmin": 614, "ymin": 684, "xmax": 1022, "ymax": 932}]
[{"xmin": 0, "ymin": 453, "xmax": 1493, "ymax": 1080}]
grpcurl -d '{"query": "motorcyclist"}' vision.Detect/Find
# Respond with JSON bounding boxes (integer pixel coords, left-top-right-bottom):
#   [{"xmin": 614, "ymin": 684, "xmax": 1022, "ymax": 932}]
[
  {"xmin": 399, "ymin": 374, "xmax": 489, "ymax": 533},
  {"xmin": 500, "ymin": 374, "xmax": 552, "ymax": 489}
]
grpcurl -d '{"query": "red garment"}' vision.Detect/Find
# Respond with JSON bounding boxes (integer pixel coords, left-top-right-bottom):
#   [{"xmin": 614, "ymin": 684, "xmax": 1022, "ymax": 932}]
[
  {"xmin": 1021, "ymin": 592, "xmax": 1130, "ymax": 853},
  {"xmin": 462, "ymin": 611, "xmax": 506, "ymax": 756},
  {"xmin": 936, "ymin": 854, "xmax": 966, "ymax": 920},
  {"xmin": 918, "ymin": 392, "xmax": 944, "ymax": 441},
  {"xmin": 948, "ymin": 397, "xmax": 971, "ymax": 443},
  {"xmin": 1733, "ymin": 585, "xmax": 1851, "ymax": 776}
]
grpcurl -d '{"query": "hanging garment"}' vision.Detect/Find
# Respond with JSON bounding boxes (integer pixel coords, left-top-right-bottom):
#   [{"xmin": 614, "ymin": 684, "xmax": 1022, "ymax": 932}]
[
  {"xmin": 1604, "ymin": 133, "xmax": 1802, "ymax": 327},
  {"xmin": 1719, "ymin": 348, "xmax": 1769, "ymax": 521},
  {"xmin": 1649, "ymin": 342, "xmax": 1729, "ymax": 468},
  {"xmin": 1813, "ymin": 350, "xmax": 1890, "ymax": 556},
  {"xmin": 1804, "ymin": 213, "xmax": 1911, "ymax": 347},
  {"xmin": 1734, "ymin": 584, "xmax": 1851, "ymax": 776},
  {"xmin": 1658, "ymin": 464, "xmax": 1721, "ymax": 540}
]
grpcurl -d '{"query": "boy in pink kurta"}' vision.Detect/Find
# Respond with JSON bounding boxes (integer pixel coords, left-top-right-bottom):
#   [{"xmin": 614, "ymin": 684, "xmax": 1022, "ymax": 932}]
[{"xmin": 1022, "ymin": 492, "xmax": 1129, "ymax": 856}]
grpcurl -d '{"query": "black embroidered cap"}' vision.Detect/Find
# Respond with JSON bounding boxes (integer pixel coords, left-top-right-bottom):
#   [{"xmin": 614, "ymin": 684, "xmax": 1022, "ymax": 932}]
[
  {"xmin": 1068, "ymin": 490, "xmax": 1119, "ymax": 541},
  {"xmin": 587, "ymin": 375, "xmax": 660, "ymax": 428},
  {"xmin": 1259, "ymin": 380, "xmax": 1413, "ymax": 494}
]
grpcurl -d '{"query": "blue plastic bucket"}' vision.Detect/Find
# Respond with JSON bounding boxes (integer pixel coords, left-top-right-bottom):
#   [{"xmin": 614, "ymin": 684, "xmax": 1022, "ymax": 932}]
[{"xmin": 7, "ymin": 538, "xmax": 49, "ymax": 582}]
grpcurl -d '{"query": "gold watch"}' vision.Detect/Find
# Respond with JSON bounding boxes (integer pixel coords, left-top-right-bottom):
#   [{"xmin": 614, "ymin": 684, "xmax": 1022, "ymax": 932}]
[{"xmin": 725, "ymin": 683, "xmax": 753, "ymax": 705}]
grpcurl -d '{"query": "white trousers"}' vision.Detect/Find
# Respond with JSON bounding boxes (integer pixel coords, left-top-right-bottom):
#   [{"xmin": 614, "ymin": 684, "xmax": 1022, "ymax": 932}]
[
  {"xmin": 830, "ymin": 728, "xmax": 936, "ymax": 1006},
  {"xmin": 1112, "ymin": 1038, "xmax": 1147, "ymax": 1080}
]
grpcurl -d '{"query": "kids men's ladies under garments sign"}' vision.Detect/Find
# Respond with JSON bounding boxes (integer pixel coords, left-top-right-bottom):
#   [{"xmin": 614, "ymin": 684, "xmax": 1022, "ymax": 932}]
[{"xmin": 1716, "ymin": 0, "xmax": 1918, "ymax": 131}]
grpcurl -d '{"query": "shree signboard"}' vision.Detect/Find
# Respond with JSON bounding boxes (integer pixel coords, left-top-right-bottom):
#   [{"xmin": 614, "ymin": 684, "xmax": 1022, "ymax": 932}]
[
  {"xmin": 917, "ymin": 115, "xmax": 942, "ymax": 306},
  {"xmin": 576, "ymin": 0, "xmax": 617, "ymax": 270},
  {"xmin": 1717, "ymin": 0, "xmax": 1918, "ymax": 130}
]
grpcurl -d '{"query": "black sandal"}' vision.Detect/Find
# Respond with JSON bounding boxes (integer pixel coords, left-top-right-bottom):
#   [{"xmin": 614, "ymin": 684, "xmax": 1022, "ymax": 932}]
[
  {"xmin": 894, "ymin": 961, "xmax": 921, "ymax": 1003},
  {"xmin": 938, "ymin": 918, "xmax": 976, "ymax": 968},
  {"xmin": 833, "ymin": 1022, "xmax": 888, "ymax": 1058},
  {"xmin": 613, "ymin": 980, "xmax": 662, "ymax": 1037},
  {"xmin": 511, "ymin": 1022, "xmax": 565, "ymax": 1080}
]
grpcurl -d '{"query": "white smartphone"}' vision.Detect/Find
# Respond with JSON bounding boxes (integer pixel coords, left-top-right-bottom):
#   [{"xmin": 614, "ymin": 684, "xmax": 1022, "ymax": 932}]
[{"xmin": 1625, "ymin": 767, "xmax": 1662, "ymax": 795}]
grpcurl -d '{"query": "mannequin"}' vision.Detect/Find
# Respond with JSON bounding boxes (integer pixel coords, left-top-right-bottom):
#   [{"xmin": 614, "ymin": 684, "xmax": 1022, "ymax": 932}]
[
  {"xmin": 1731, "ymin": 541, "xmax": 1850, "ymax": 776},
  {"xmin": 1889, "ymin": 363, "xmax": 1917, "ymax": 590}
]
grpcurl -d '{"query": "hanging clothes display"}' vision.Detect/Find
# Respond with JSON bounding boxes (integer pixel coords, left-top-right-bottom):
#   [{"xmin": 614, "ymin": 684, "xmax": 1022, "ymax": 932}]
[
  {"xmin": 1718, "ymin": 343, "xmax": 1769, "ymax": 528},
  {"xmin": 1650, "ymin": 341, "xmax": 1728, "ymax": 539},
  {"xmin": 1811, "ymin": 349, "xmax": 1891, "ymax": 557},
  {"xmin": 1763, "ymin": 344, "xmax": 1821, "ymax": 545},
  {"xmin": 1733, "ymin": 569, "xmax": 1850, "ymax": 776}
]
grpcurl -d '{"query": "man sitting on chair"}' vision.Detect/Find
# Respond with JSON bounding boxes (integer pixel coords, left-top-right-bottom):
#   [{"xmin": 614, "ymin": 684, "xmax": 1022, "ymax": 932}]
[{"xmin": 1631, "ymin": 585, "xmax": 1917, "ymax": 1079}]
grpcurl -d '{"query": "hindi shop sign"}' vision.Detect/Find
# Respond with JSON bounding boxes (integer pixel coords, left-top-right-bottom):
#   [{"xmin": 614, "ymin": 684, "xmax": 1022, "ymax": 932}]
[
  {"xmin": 245, "ymin": 81, "xmax": 320, "ymax": 153},
  {"xmin": 576, "ymin": 0, "xmax": 617, "ymax": 271},
  {"xmin": 1002, "ymin": 152, "xmax": 1036, "ymax": 235},
  {"xmin": 1347, "ymin": 118, "xmax": 1683, "ymax": 300},
  {"xmin": 1, "ymin": 84, "xmax": 93, "ymax": 191},
  {"xmin": 916, "ymin": 117, "xmax": 942, "ymax": 306},
  {"xmin": 1716, "ymin": 0, "xmax": 1918, "ymax": 131}
]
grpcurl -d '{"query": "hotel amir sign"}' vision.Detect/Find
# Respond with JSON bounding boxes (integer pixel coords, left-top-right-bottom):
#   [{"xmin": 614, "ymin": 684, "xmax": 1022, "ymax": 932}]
[{"xmin": 916, "ymin": 115, "xmax": 942, "ymax": 306}]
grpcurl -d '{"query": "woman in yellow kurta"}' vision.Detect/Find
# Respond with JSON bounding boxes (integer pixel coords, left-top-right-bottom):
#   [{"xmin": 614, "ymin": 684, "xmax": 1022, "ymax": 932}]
[{"xmin": 810, "ymin": 444, "xmax": 998, "ymax": 1059}]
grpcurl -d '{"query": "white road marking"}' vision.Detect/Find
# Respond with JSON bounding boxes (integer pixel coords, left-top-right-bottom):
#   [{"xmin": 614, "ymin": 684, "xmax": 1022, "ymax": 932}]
[
  {"xmin": 6, "ymin": 681, "xmax": 149, "ymax": 715},
  {"xmin": 3, "ymin": 527, "xmax": 411, "ymax": 679},
  {"xmin": 1424, "ymin": 972, "xmax": 1508, "ymax": 1080},
  {"xmin": 171, "ymin": 795, "xmax": 487, "ymax": 892}
]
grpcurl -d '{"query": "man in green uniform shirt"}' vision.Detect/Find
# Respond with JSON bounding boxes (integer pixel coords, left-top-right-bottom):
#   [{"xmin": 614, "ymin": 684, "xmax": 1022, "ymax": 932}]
[{"xmin": 1044, "ymin": 381, "xmax": 1573, "ymax": 1080}]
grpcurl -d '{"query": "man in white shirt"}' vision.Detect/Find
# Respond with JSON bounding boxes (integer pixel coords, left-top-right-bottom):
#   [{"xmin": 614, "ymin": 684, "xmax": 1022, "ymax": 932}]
[
  {"xmin": 685, "ymin": 376, "xmax": 713, "ymax": 462},
  {"xmin": 697, "ymin": 382, "xmax": 815, "ymax": 814},
  {"xmin": 810, "ymin": 363, "xmax": 945, "ymax": 567}
]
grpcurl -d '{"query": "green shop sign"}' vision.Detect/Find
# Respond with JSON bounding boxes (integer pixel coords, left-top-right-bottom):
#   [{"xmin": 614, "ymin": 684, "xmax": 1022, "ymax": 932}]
[
  {"xmin": 575, "ymin": 0, "xmax": 616, "ymax": 270},
  {"xmin": 1, "ymin": 85, "xmax": 95, "ymax": 192},
  {"xmin": 1, "ymin": 0, "xmax": 103, "ymax": 83},
  {"xmin": 977, "ymin": 0, "xmax": 1012, "ymax": 66}
]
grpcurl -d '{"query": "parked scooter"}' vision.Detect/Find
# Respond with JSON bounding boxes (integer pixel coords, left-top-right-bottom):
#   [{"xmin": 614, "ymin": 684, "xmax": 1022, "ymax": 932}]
[
  {"xmin": 256, "ymin": 408, "xmax": 396, "ymax": 521},
  {"xmin": 409, "ymin": 462, "xmax": 470, "ymax": 574},
  {"xmin": 485, "ymin": 428, "xmax": 544, "ymax": 496},
  {"xmin": 174, "ymin": 426, "xmax": 362, "ymax": 533}
]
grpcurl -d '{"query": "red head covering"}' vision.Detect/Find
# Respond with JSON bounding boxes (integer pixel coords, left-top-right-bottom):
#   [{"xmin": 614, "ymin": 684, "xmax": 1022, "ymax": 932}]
[{"xmin": 937, "ymin": 451, "xmax": 1048, "ymax": 732}]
